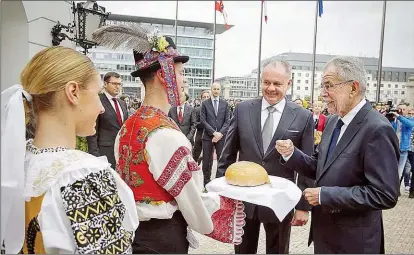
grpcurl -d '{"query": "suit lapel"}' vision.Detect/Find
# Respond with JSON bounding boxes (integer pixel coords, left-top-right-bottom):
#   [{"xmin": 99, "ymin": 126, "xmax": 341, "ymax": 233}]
[
  {"xmin": 264, "ymin": 101, "xmax": 298, "ymax": 158},
  {"xmin": 207, "ymin": 99, "xmax": 216, "ymax": 116},
  {"xmin": 316, "ymin": 116, "xmax": 337, "ymax": 180},
  {"xmin": 249, "ymin": 99, "xmax": 264, "ymax": 157},
  {"xmin": 317, "ymin": 102, "xmax": 372, "ymax": 181},
  {"xmin": 101, "ymin": 93, "xmax": 118, "ymax": 119},
  {"xmin": 118, "ymin": 99, "xmax": 128, "ymax": 122}
]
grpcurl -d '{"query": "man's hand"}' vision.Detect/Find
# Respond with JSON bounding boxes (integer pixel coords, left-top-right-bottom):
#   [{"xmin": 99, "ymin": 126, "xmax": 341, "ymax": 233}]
[
  {"xmin": 303, "ymin": 187, "xmax": 321, "ymax": 206},
  {"xmin": 291, "ymin": 210, "xmax": 309, "ymax": 226},
  {"xmin": 392, "ymin": 111, "xmax": 400, "ymax": 117},
  {"xmin": 212, "ymin": 132, "xmax": 223, "ymax": 143},
  {"xmin": 275, "ymin": 139, "xmax": 294, "ymax": 157}
]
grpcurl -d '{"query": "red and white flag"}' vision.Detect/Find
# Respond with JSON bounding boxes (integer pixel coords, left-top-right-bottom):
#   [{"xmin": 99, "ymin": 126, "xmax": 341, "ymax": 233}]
[
  {"xmin": 215, "ymin": 0, "xmax": 229, "ymax": 29},
  {"xmin": 262, "ymin": 0, "xmax": 268, "ymax": 23}
]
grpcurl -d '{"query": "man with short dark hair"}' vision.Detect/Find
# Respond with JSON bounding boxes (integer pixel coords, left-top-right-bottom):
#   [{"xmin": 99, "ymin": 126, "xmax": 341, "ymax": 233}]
[
  {"xmin": 193, "ymin": 90, "xmax": 210, "ymax": 163},
  {"xmin": 168, "ymin": 92, "xmax": 197, "ymax": 145},
  {"xmin": 86, "ymin": 71, "xmax": 128, "ymax": 168}
]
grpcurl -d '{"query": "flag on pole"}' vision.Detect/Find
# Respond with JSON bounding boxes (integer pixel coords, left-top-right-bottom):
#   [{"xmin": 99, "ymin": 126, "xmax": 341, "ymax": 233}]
[
  {"xmin": 262, "ymin": 0, "xmax": 268, "ymax": 23},
  {"xmin": 215, "ymin": 1, "xmax": 229, "ymax": 29},
  {"xmin": 318, "ymin": 0, "xmax": 323, "ymax": 17}
]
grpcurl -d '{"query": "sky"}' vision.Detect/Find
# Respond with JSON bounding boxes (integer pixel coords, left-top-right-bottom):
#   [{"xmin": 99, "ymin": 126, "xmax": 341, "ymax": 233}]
[{"xmin": 99, "ymin": 1, "xmax": 414, "ymax": 78}]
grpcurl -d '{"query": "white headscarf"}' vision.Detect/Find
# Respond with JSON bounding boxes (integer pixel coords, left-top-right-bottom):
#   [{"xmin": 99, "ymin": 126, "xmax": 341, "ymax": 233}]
[{"xmin": 1, "ymin": 84, "xmax": 32, "ymax": 253}]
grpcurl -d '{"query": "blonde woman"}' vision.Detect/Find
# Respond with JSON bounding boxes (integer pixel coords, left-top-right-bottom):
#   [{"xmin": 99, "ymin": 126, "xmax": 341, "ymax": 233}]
[{"xmin": 1, "ymin": 47, "xmax": 138, "ymax": 254}]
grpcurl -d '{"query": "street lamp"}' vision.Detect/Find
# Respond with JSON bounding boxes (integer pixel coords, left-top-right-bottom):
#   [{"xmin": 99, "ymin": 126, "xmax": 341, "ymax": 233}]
[{"xmin": 51, "ymin": 1, "xmax": 109, "ymax": 54}]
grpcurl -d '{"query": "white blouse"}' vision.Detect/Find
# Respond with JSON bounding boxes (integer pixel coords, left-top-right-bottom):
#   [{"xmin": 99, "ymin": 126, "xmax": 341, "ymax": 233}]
[{"xmin": 24, "ymin": 140, "xmax": 139, "ymax": 254}]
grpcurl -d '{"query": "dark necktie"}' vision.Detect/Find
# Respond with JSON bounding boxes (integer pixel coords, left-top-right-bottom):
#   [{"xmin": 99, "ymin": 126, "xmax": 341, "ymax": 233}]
[
  {"xmin": 178, "ymin": 106, "xmax": 183, "ymax": 123},
  {"xmin": 213, "ymin": 100, "xmax": 218, "ymax": 115},
  {"xmin": 326, "ymin": 119, "xmax": 344, "ymax": 160},
  {"xmin": 112, "ymin": 98, "xmax": 123, "ymax": 126}
]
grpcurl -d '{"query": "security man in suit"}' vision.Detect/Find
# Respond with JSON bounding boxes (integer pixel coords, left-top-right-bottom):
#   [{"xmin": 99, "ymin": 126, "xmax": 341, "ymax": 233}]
[{"xmin": 200, "ymin": 82, "xmax": 230, "ymax": 186}]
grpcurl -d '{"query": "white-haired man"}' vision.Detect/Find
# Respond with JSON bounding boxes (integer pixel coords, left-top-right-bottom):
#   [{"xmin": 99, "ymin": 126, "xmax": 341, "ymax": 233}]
[{"xmin": 276, "ymin": 56, "xmax": 399, "ymax": 253}]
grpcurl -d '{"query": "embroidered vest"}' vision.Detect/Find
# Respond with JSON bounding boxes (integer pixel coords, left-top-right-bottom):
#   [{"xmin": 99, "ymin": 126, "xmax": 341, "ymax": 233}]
[
  {"xmin": 116, "ymin": 106, "xmax": 180, "ymax": 204},
  {"xmin": 20, "ymin": 195, "xmax": 46, "ymax": 254}
]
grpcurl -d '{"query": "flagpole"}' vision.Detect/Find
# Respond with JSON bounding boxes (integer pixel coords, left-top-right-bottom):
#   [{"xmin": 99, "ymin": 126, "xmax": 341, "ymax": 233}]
[
  {"xmin": 257, "ymin": 1, "xmax": 264, "ymax": 97},
  {"xmin": 310, "ymin": 0, "xmax": 319, "ymax": 104},
  {"xmin": 174, "ymin": 0, "xmax": 178, "ymax": 43},
  {"xmin": 212, "ymin": 3, "xmax": 217, "ymax": 83},
  {"xmin": 376, "ymin": 1, "xmax": 387, "ymax": 103}
]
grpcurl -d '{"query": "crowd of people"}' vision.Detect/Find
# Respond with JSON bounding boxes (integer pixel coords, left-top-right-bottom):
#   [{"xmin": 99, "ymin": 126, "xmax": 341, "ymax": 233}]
[{"xmin": 1, "ymin": 21, "xmax": 411, "ymax": 255}]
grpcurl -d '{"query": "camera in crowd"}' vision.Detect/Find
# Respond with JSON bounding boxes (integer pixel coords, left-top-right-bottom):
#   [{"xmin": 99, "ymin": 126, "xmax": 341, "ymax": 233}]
[{"xmin": 385, "ymin": 100, "xmax": 401, "ymax": 122}]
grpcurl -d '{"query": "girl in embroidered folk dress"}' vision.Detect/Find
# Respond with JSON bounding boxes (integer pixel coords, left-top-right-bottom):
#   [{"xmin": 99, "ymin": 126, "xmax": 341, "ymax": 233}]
[
  {"xmin": 1, "ymin": 47, "xmax": 139, "ymax": 254},
  {"xmin": 92, "ymin": 24, "xmax": 246, "ymax": 254}
]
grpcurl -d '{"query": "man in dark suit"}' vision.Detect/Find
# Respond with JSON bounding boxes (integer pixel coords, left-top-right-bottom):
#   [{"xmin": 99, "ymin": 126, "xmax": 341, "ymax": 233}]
[
  {"xmin": 87, "ymin": 72, "xmax": 129, "ymax": 168},
  {"xmin": 201, "ymin": 82, "xmax": 230, "ymax": 186},
  {"xmin": 216, "ymin": 61, "xmax": 314, "ymax": 254},
  {"xmin": 193, "ymin": 90, "xmax": 211, "ymax": 163},
  {"xmin": 168, "ymin": 92, "xmax": 197, "ymax": 144},
  {"xmin": 276, "ymin": 56, "xmax": 399, "ymax": 254}
]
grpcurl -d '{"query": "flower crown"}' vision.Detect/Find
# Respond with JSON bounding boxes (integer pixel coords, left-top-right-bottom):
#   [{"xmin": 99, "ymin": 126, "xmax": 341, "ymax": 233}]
[{"xmin": 147, "ymin": 29, "xmax": 169, "ymax": 53}]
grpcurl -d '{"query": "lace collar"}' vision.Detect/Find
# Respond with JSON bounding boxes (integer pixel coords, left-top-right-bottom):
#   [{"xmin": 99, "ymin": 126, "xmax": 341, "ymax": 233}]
[{"xmin": 26, "ymin": 139, "xmax": 67, "ymax": 155}]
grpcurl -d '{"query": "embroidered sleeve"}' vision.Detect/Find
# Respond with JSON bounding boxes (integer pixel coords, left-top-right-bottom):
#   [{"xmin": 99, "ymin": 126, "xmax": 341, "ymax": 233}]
[
  {"xmin": 146, "ymin": 128, "xmax": 245, "ymax": 244},
  {"xmin": 59, "ymin": 169, "xmax": 134, "ymax": 254}
]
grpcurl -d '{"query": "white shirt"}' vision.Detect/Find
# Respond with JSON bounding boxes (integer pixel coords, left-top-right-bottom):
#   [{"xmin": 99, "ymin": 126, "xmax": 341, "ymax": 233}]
[
  {"xmin": 336, "ymin": 99, "xmax": 366, "ymax": 144},
  {"xmin": 104, "ymin": 91, "xmax": 125, "ymax": 122},
  {"xmin": 261, "ymin": 97, "xmax": 286, "ymax": 137},
  {"xmin": 211, "ymin": 96, "xmax": 220, "ymax": 113},
  {"xmin": 176, "ymin": 104, "xmax": 185, "ymax": 116}
]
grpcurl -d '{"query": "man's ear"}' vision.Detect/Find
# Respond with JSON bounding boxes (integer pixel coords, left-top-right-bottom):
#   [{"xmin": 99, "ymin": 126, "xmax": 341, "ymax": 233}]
[{"xmin": 156, "ymin": 70, "xmax": 165, "ymax": 84}]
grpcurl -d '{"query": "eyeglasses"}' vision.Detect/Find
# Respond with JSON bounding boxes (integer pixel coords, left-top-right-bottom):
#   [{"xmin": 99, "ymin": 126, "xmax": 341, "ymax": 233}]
[
  {"xmin": 107, "ymin": 82, "xmax": 123, "ymax": 87},
  {"xmin": 320, "ymin": 80, "xmax": 353, "ymax": 91}
]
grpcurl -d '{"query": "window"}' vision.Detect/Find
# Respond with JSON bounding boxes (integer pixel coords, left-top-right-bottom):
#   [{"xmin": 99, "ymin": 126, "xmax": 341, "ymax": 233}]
[
  {"xmin": 388, "ymin": 72, "xmax": 392, "ymax": 81},
  {"xmin": 402, "ymin": 91, "xmax": 405, "ymax": 95},
  {"xmin": 305, "ymin": 80, "xmax": 309, "ymax": 84},
  {"xmin": 297, "ymin": 79, "xmax": 301, "ymax": 84},
  {"xmin": 367, "ymin": 77, "xmax": 370, "ymax": 80},
  {"xmin": 305, "ymin": 87, "xmax": 308, "ymax": 90},
  {"xmin": 380, "ymin": 84, "xmax": 384, "ymax": 87},
  {"xmin": 306, "ymin": 73, "xmax": 310, "ymax": 77},
  {"xmin": 374, "ymin": 83, "xmax": 377, "ymax": 87},
  {"xmin": 395, "ymin": 84, "xmax": 398, "ymax": 89},
  {"xmin": 296, "ymin": 86, "xmax": 300, "ymax": 90},
  {"xmin": 388, "ymin": 84, "xmax": 391, "ymax": 88},
  {"xmin": 298, "ymin": 73, "xmax": 301, "ymax": 77}
]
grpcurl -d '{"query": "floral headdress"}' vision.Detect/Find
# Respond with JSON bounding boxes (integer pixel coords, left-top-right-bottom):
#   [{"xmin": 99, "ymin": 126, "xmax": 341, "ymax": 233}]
[{"xmin": 92, "ymin": 23, "xmax": 188, "ymax": 107}]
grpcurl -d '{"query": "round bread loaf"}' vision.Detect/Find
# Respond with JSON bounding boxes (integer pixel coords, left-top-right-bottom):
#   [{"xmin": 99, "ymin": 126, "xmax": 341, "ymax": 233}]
[{"xmin": 225, "ymin": 161, "xmax": 270, "ymax": 187}]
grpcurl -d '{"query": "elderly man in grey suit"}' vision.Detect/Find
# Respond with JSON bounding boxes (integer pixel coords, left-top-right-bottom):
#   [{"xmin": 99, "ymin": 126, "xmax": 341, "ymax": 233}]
[
  {"xmin": 217, "ymin": 61, "xmax": 314, "ymax": 254},
  {"xmin": 168, "ymin": 92, "xmax": 197, "ymax": 144},
  {"xmin": 276, "ymin": 56, "xmax": 399, "ymax": 254}
]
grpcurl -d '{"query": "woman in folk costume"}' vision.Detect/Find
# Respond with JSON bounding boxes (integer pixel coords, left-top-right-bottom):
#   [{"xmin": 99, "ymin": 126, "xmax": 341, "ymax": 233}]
[
  {"xmin": 1, "ymin": 47, "xmax": 139, "ymax": 254},
  {"xmin": 92, "ymin": 24, "xmax": 246, "ymax": 253}
]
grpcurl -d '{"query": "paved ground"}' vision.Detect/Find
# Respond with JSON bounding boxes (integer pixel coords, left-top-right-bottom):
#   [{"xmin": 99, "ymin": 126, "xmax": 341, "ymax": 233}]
[{"xmin": 190, "ymin": 160, "xmax": 414, "ymax": 254}]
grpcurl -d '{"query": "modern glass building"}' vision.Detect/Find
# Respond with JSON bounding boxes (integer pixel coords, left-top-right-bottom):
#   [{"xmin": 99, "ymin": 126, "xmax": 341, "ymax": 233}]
[{"xmin": 82, "ymin": 14, "xmax": 231, "ymax": 99}]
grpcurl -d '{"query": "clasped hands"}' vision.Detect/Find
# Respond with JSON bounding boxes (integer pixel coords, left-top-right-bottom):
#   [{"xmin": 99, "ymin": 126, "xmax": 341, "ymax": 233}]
[
  {"xmin": 275, "ymin": 139, "xmax": 321, "ymax": 207},
  {"xmin": 212, "ymin": 132, "xmax": 223, "ymax": 143}
]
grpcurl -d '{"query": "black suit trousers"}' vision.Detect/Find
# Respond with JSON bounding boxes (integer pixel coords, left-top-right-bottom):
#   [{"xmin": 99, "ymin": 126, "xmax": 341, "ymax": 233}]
[
  {"xmin": 99, "ymin": 145, "xmax": 116, "ymax": 169},
  {"xmin": 235, "ymin": 209, "xmax": 294, "ymax": 254},
  {"xmin": 202, "ymin": 138, "xmax": 224, "ymax": 186},
  {"xmin": 193, "ymin": 129, "xmax": 203, "ymax": 163}
]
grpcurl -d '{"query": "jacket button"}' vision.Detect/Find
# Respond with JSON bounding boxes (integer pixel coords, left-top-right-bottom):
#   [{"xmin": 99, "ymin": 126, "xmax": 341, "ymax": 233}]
[{"xmin": 262, "ymin": 161, "xmax": 265, "ymax": 166}]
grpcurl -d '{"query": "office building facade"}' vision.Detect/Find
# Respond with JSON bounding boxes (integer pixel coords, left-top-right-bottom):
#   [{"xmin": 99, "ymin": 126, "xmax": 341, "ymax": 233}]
[{"xmin": 83, "ymin": 14, "xmax": 230, "ymax": 100}]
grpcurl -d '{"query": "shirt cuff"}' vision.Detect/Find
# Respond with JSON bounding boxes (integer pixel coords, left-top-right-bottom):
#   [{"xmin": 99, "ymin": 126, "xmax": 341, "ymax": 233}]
[
  {"xmin": 282, "ymin": 152, "xmax": 293, "ymax": 162},
  {"xmin": 319, "ymin": 187, "xmax": 322, "ymax": 205}
]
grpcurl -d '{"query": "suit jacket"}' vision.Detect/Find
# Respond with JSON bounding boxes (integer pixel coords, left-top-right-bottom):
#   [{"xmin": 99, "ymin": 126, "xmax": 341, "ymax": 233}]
[
  {"xmin": 217, "ymin": 98, "xmax": 314, "ymax": 223},
  {"xmin": 87, "ymin": 93, "xmax": 128, "ymax": 157},
  {"xmin": 200, "ymin": 98, "xmax": 230, "ymax": 140},
  {"xmin": 283, "ymin": 101, "xmax": 399, "ymax": 253},
  {"xmin": 315, "ymin": 113, "xmax": 327, "ymax": 132},
  {"xmin": 168, "ymin": 104, "xmax": 197, "ymax": 142},
  {"xmin": 194, "ymin": 106, "xmax": 203, "ymax": 131}
]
